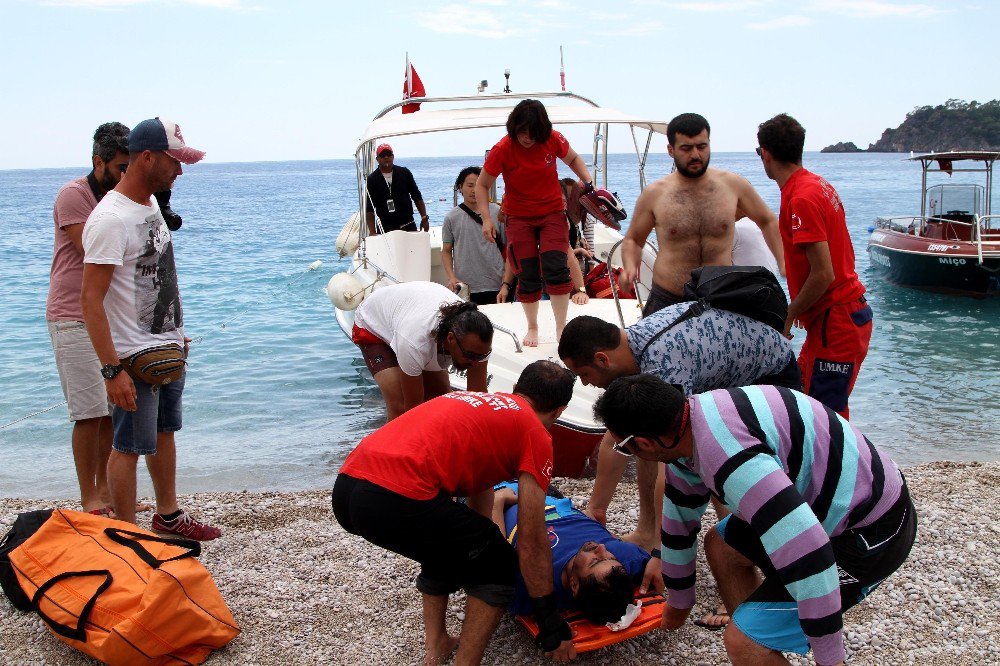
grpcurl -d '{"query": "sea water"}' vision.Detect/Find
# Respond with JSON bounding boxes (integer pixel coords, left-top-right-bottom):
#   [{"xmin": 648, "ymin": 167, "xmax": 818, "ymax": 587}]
[{"xmin": 1, "ymin": 153, "xmax": 998, "ymax": 498}]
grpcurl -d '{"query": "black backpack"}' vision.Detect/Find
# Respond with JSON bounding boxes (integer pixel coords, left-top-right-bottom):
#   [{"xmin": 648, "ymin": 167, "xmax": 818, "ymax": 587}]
[
  {"xmin": 678, "ymin": 265, "xmax": 788, "ymax": 332},
  {"xmin": 639, "ymin": 265, "xmax": 788, "ymax": 358},
  {"xmin": 0, "ymin": 509, "xmax": 53, "ymax": 611}
]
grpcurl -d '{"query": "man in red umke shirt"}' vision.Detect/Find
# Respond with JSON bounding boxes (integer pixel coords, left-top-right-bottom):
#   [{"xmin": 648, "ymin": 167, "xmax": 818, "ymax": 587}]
[
  {"xmin": 757, "ymin": 114, "xmax": 873, "ymax": 418},
  {"xmin": 333, "ymin": 360, "xmax": 578, "ymax": 663}
]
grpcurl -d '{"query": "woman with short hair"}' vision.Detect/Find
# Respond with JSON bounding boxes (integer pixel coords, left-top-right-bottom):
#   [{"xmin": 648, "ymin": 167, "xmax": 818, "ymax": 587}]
[{"xmin": 476, "ymin": 99, "xmax": 595, "ymax": 346}]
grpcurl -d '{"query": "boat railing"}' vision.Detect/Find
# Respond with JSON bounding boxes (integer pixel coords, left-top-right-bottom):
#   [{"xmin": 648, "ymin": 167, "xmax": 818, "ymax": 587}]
[
  {"xmin": 877, "ymin": 214, "xmax": 1000, "ymax": 265},
  {"xmin": 605, "ymin": 238, "xmax": 657, "ymax": 328},
  {"xmin": 977, "ymin": 215, "xmax": 1000, "ymax": 265},
  {"xmin": 878, "ymin": 214, "xmax": 983, "ymax": 240}
]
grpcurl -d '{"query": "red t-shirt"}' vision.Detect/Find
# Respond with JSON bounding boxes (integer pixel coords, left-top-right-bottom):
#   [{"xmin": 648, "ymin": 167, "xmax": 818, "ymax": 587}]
[
  {"xmin": 483, "ymin": 131, "xmax": 569, "ymax": 217},
  {"xmin": 779, "ymin": 168, "xmax": 865, "ymax": 318},
  {"xmin": 339, "ymin": 392, "xmax": 554, "ymax": 500}
]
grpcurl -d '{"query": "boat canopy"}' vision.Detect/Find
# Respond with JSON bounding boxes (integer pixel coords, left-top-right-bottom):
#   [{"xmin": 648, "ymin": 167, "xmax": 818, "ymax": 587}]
[
  {"xmin": 907, "ymin": 151, "xmax": 1000, "ymax": 163},
  {"xmin": 350, "ymin": 91, "xmax": 669, "ymax": 234},
  {"xmin": 355, "ymin": 100, "xmax": 668, "ymax": 151}
]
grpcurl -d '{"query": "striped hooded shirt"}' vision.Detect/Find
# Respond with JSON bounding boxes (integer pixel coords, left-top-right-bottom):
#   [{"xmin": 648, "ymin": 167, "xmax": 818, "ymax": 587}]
[{"xmin": 660, "ymin": 386, "xmax": 903, "ymax": 665}]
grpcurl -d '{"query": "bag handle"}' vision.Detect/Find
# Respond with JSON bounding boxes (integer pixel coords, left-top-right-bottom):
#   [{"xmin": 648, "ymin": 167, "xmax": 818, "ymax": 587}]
[
  {"xmin": 103, "ymin": 528, "xmax": 201, "ymax": 568},
  {"xmin": 32, "ymin": 570, "xmax": 112, "ymax": 642}
]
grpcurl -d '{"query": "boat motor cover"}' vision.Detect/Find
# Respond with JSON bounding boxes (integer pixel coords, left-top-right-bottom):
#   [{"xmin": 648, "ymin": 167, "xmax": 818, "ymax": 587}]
[{"xmin": 579, "ymin": 188, "xmax": 627, "ymax": 231}]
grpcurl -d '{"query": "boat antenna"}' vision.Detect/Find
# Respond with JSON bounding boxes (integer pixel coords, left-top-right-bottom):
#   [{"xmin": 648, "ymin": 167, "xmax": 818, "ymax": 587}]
[
  {"xmin": 560, "ymin": 46, "xmax": 566, "ymax": 91},
  {"xmin": 504, "ymin": 68, "xmax": 511, "ymax": 93}
]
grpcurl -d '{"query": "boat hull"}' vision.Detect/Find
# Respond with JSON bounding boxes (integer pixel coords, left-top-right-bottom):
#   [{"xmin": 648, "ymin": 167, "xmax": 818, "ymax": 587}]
[{"xmin": 868, "ymin": 230, "xmax": 1000, "ymax": 296}]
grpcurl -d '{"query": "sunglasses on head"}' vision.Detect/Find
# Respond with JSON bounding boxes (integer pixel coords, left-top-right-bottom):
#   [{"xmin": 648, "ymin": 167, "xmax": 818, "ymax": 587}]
[{"xmin": 453, "ymin": 334, "xmax": 491, "ymax": 363}]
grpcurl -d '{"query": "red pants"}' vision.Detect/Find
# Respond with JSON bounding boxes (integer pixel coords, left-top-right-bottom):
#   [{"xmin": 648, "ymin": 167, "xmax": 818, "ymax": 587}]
[
  {"xmin": 798, "ymin": 296, "xmax": 873, "ymax": 419},
  {"xmin": 505, "ymin": 211, "xmax": 571, "ymax": 303}
]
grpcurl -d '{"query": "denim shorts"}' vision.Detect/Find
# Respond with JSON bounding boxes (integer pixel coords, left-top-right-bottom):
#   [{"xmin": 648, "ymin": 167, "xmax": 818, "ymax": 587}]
[
  {"xmin": 48, "ymin": 320, "xmax": 110, "ymax": 421},
  {"xmin": 111, "ymin": 372, "xmax": 185, "ymax": 455}
]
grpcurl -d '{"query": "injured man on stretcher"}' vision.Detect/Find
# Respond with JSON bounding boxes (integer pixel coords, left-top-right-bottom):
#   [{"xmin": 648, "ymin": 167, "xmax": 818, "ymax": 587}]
[{"xmin": 491, "ymin": 481, "xmax": 664, "ymax": 626}]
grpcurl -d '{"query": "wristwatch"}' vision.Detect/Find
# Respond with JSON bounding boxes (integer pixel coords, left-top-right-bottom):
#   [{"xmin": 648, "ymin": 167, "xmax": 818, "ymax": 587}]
[
  {"xmin": 101, "ymin": 363, "xmax": 124, "ymax": 380},
  {"xmin": 575, "ymin": 286, "xmax": 586, "ymax": 294}
]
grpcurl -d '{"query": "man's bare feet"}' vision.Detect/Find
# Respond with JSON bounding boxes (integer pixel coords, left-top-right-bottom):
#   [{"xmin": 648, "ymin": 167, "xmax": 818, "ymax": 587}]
[
  {"xmin": 423, "ymin": 634, "xmax": 459, "ymax": 665},
  {"xmin": 583, "ymin": 506, "xmax": 607, "ymax": 525},
  {"xmin": 622, "ymin": 528, "xmax": 659, "ymax": 553},
  {"xmin": 693, "ymin": 604, "xmax": 730, "ymax": 631},
  {"xmin": 523, "ymin": 327, "xmax": 539, "ymax": 347}
]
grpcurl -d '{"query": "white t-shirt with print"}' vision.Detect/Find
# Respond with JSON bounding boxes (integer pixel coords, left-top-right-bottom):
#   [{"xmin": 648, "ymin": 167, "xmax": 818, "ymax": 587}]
[
  {"xmin": 82, "ymin": 191, "xmax": 185, "ymax": 358},
  {"xmin": 353, "ymin": 281, "xmax": 461, "ymax": 377}
]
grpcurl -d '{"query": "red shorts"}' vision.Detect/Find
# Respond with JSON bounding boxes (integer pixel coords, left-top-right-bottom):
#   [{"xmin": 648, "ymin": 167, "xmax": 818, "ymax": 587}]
[
  {"xmin": 798, "ymin": 296, "xmax": 873, "ymax": 419},
  {"xmin": 351, "ymin": 324, "xmax": 398, "ymax": 375},
  {"xmin": 505, "ymin": 211, "xmax": 572, "ymax": 302}
]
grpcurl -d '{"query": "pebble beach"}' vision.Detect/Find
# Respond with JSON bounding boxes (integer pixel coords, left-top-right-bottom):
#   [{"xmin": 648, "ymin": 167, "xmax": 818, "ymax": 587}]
[{"xmin": 1, "ymin": 460, "xmax": 997, "ymax": 665}]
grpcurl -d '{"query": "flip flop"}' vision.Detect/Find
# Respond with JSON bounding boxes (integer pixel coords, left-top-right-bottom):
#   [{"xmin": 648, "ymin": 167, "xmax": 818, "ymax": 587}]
[
  {"xmin": 87, "ymin": 507, "xmax": 115, "ymax": 518},
  {"xmin": 693, "ymin": 605, "xmax": 730, "ymax": 631}
]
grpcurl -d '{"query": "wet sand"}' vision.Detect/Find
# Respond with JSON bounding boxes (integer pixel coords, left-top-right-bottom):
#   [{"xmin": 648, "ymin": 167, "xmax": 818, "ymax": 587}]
[{"xmin": 1, "ymin": 460, "xmax": 998, "ymax": 665}]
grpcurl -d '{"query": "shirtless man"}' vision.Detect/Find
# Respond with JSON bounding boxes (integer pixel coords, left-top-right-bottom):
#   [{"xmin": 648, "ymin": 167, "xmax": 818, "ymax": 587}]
[{"xmin": 622, "ymin": 113, "xmax": 784, "ymax": 315}]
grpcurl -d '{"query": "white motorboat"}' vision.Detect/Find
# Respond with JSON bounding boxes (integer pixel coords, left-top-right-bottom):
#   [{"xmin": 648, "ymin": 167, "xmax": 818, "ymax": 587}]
[{"xmin": 326, "ymin": 90, "xmax": 666, "ymax": 477}]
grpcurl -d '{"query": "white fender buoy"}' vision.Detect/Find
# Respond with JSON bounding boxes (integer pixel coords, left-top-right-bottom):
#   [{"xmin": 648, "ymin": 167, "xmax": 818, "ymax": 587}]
[
  {"xmin": 335, "ymin": 212, "xmax": 362, "ymax": 257},
  {"xmin": 326, "ymin": 272, "xmax": 367, "ymax": 311}
]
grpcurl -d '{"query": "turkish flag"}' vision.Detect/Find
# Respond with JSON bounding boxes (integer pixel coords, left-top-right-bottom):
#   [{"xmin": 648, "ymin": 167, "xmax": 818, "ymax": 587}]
[{"xmin": 403, "ymin": 61, "xmax": 425, "ymax": 114}]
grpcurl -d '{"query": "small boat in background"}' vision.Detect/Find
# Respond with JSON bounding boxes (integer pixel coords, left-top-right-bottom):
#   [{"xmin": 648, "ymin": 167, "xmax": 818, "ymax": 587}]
[{"xmin": 868, "ymin": 151, "xmax": 1000, "ymax": 296}]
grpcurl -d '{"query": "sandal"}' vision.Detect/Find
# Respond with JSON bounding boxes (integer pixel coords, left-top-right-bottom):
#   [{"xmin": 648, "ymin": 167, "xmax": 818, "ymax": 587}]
[
  {"xmin": 693, "ymin": 604, "xmax": 730, "ymax": 631},
  {"xmin": 87, "ymin": 506, "xmax": 115, "ymax": 518}
]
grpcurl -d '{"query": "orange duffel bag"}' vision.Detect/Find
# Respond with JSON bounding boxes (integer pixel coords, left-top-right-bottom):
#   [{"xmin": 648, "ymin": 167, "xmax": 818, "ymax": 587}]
[{"xmin": 8, "ymin": 508, "xmax": 239, "ymax": 665}]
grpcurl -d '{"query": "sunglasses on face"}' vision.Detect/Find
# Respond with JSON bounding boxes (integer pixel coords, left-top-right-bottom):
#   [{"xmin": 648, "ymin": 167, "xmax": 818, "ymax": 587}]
[
  {"xmin": 453, "ymin": 334, "xmax": 491, "ymax": 363},
  {"xmin": 378, "ymin": 152, "xmax": 393, "ymax": 158},
  {"xmin": 755, "ymin": 147, "xmax": 763, "ymax": 157}
]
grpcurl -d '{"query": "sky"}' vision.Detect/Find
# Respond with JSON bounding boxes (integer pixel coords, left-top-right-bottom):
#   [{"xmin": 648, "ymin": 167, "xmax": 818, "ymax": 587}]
[{"xmin": 2, "ymin": 0, "xmax": 997, "ymax": 169}]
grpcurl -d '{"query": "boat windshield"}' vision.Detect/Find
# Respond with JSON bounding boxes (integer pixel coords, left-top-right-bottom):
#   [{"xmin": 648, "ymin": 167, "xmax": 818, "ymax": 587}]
[{"xmin": 926, "ymin": 184, "xmax": 984, "ymax": 220}]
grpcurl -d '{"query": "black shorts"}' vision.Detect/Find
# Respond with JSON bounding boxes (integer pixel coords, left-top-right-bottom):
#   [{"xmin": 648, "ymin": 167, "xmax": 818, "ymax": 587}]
[
  {"xmin": 642, "ymin": 281, "xmax": 687, "ymax": 317},
  {"xmin": 332, "ymin": 474, "xmax": 517, "ymax": 606},
  {"xmin": 720, "ymin": 483, "xmax": 917, "ymax": 655}
]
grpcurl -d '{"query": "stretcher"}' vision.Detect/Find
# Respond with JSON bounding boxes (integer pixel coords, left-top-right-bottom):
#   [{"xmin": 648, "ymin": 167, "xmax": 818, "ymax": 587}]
[{"xmin": 515, "ymin": 589, "xmax": 664, "ymax": 653}]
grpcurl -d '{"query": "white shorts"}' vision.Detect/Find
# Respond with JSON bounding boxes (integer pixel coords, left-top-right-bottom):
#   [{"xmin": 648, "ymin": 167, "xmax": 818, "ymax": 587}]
[{"xmin": 48, "ymin": 320, "xmax": 110, "ymax": 421}]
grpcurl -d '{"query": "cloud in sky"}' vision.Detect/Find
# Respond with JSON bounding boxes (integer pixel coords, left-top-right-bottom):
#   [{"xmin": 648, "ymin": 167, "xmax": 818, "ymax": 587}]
[
  {"xmin": 641, "ymin": 0, "xmax": 769, "ymax": 12},
  {"xmin": 416, "ymin": 4, "xmax": 522, "ymax": 38},
  {"xmin": 746, "ymin": 13, "xmax": 813, "ymax": 29},
  {"xmin": 810, "ymin": 0, "xmax": 946, "ymax": 18},
  {"xmin": 40, "ymin": 0, "xmax": 252, "ymax": 7}
]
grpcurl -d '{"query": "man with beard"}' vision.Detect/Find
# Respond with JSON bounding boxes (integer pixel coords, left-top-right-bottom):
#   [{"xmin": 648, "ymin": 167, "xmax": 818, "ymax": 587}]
[
  {"xmin": 46, "ymin": 122, "xmax": 130, "ymax": 515},
  {"xmin": 621, "ymin": 113, "xmax": 784, "ymax": 315},
  {"xmin": 81, "ymin": 118, "xmax": 219, "ymax": 540}
]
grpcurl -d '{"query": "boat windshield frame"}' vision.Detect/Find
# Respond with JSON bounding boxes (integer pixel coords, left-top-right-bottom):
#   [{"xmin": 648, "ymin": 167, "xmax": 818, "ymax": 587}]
[{"xmin": 909, "ymin": 151, "xmax": 999, "ymax": 218}]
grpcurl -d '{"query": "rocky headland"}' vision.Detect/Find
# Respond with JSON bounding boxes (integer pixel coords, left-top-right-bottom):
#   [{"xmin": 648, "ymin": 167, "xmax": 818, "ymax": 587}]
[{"xmin": 822, "ymin": 99, "xmax": 1000, "ymax": 153}]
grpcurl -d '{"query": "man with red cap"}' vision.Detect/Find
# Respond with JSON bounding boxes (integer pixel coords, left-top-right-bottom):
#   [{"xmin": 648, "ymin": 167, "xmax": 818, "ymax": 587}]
[
  {"xmin": 81, "ymin": 117, "xmax": 220, "ymax": 540},
  {"xmin": 364, "ymin": 143, "xmax": 429, "ymax": 234}
]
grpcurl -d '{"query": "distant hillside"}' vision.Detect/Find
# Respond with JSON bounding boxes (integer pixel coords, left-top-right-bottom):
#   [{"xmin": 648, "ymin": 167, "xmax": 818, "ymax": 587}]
[{"xmin": 822, "ymin": 99, "xmax": 1000, "ymax": 153}]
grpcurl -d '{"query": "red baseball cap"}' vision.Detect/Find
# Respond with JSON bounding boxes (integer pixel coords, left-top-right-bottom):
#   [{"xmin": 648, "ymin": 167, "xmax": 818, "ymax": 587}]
[{"xmin": 376, "ymin": 143, "xmax": 393, "ymax": 156}]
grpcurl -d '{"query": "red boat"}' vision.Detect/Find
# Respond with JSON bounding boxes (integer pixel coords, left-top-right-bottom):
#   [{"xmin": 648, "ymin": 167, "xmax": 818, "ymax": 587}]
[{"xmin": 868, "ymin": 151, "xmax": 1000, "ymax": 296}]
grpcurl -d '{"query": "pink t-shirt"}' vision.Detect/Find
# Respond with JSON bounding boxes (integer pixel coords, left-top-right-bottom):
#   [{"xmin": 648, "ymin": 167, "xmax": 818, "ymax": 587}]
[{"xmin": 46, "ymin": 177, "xmax": 98, "ymax": 321}]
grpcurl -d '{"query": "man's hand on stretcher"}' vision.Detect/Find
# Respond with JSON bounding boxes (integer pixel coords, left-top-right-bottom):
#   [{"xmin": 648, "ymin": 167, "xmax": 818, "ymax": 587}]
[{"xmin": 639, "ymin": 553, "xmax": 665, "ymax": 596}]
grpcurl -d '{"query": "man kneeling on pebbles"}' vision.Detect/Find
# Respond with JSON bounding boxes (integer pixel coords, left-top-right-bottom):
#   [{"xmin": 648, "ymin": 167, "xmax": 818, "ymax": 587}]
[
  {"xmin": 333, "ymin": 360, "xmax": 577, "ymax": 664},
  {"xmin": 594, "ymin": 375, "xmax": 916, "ymax": 666}
]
